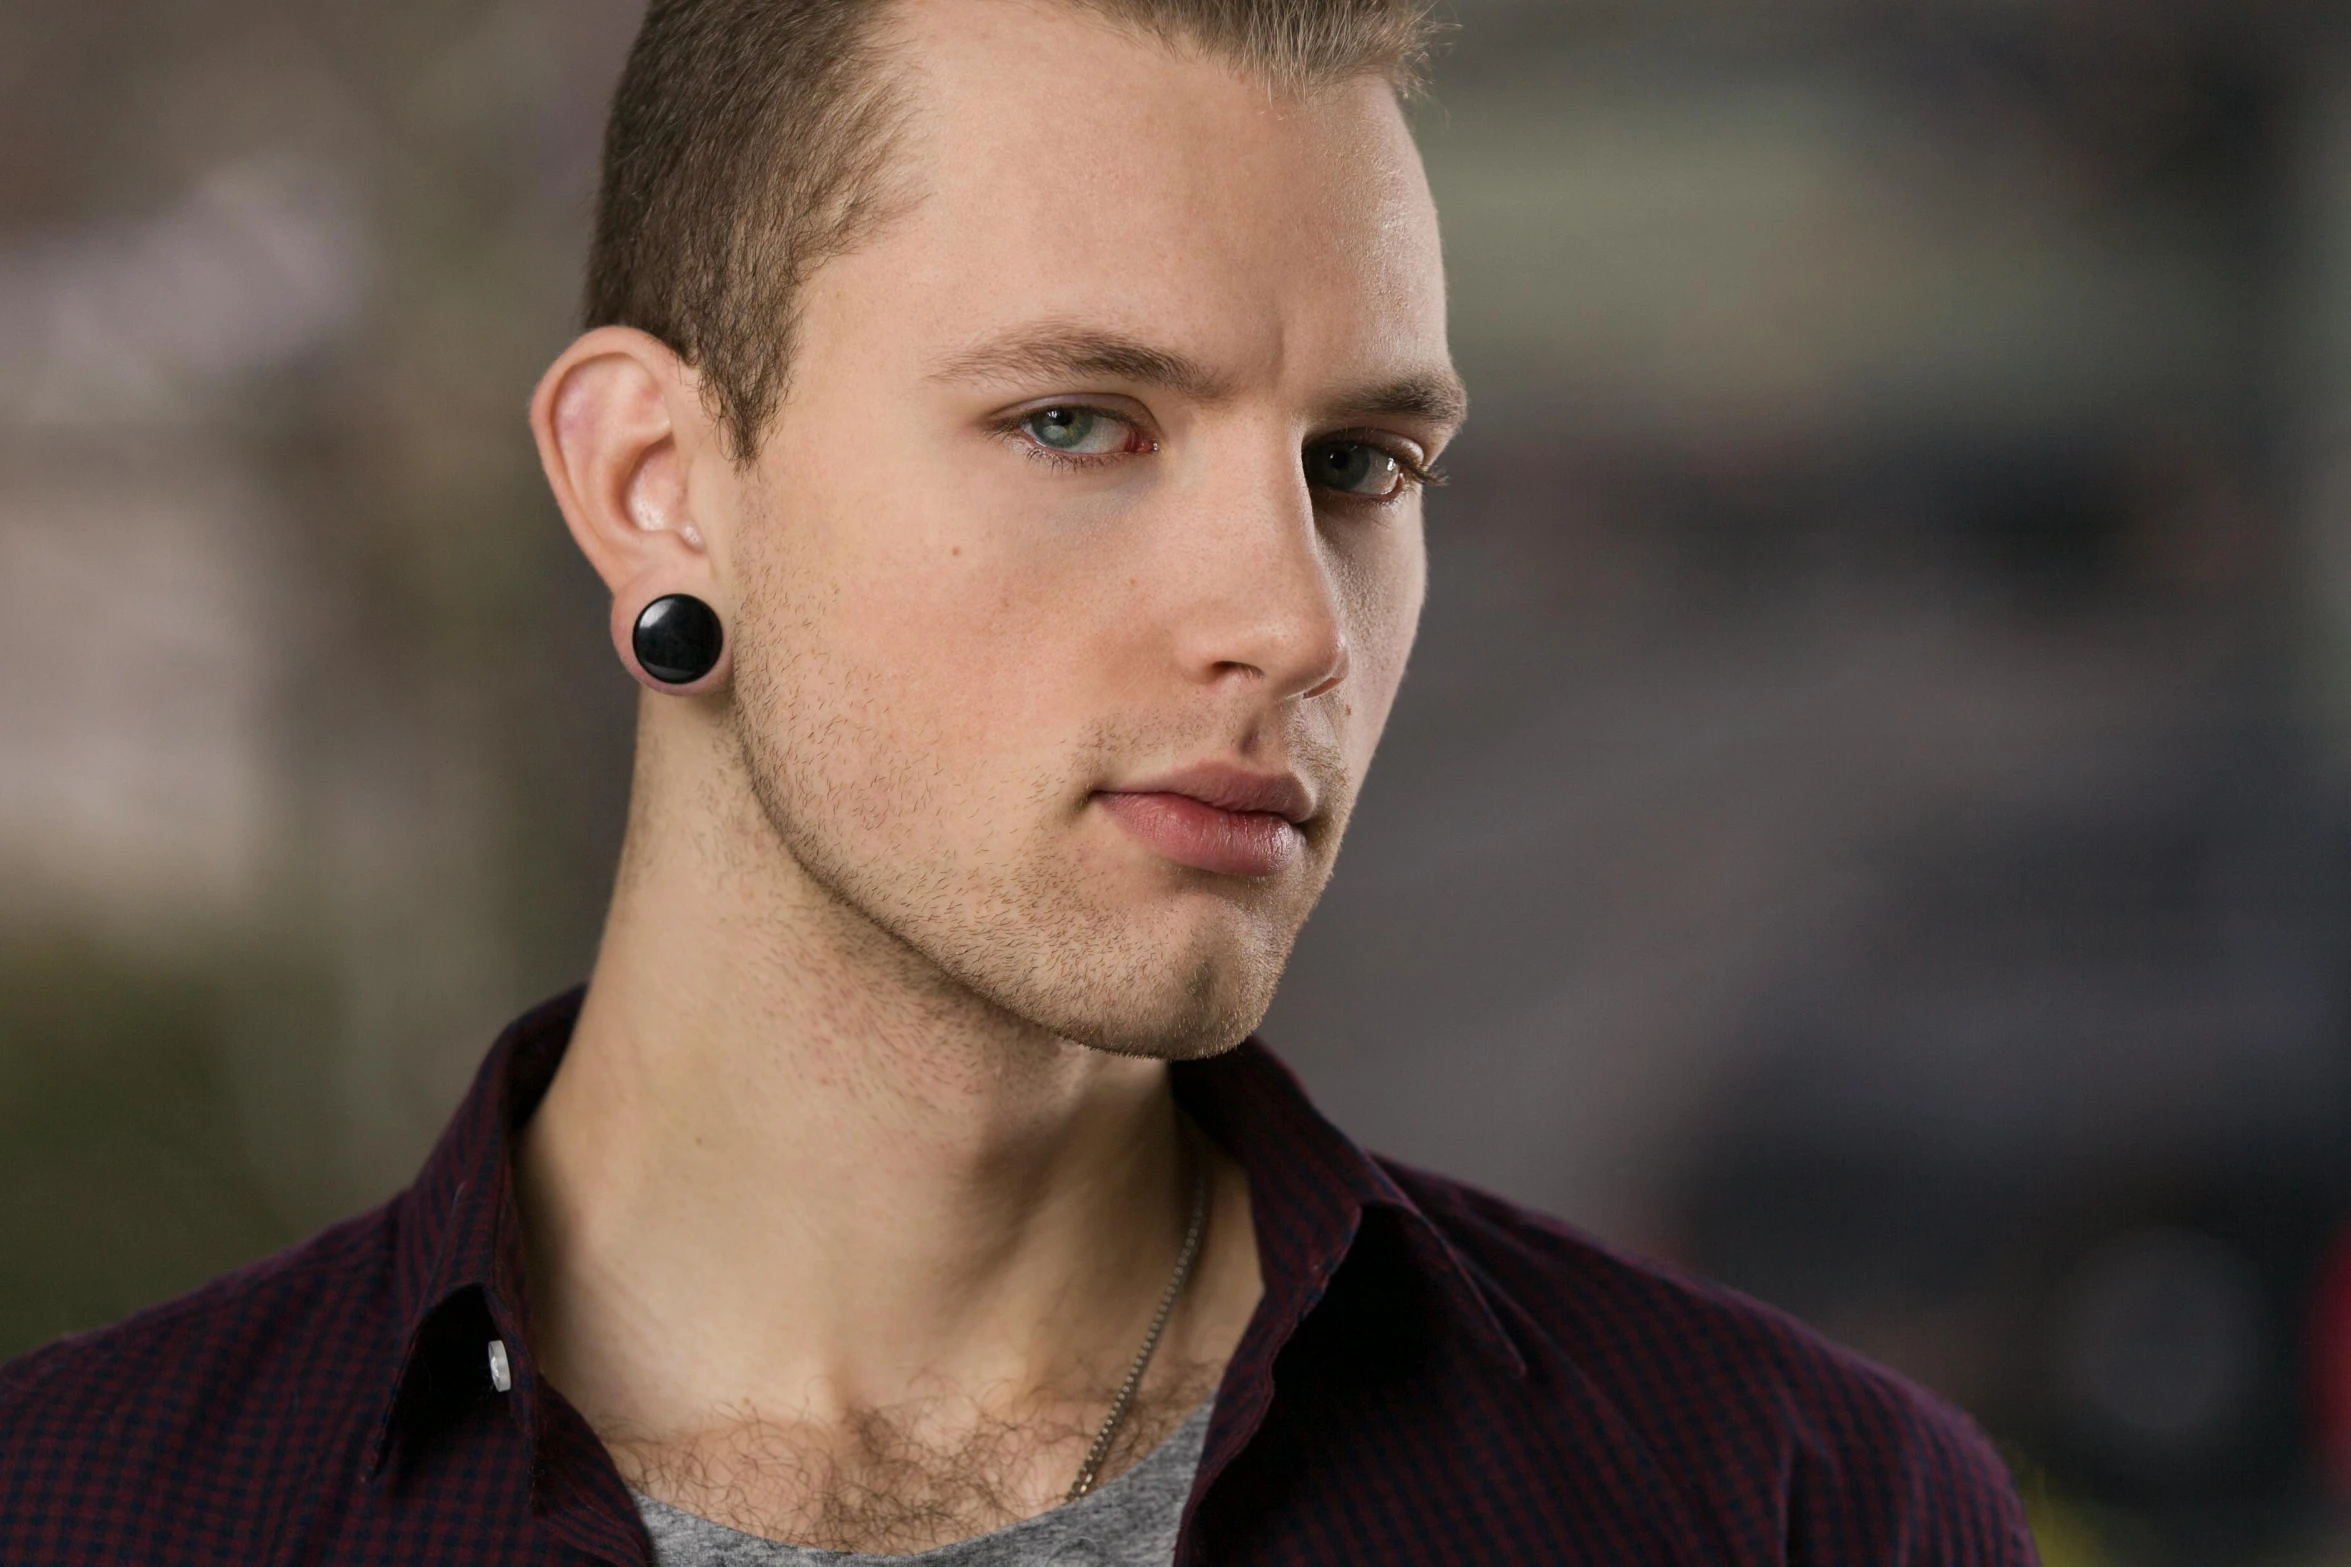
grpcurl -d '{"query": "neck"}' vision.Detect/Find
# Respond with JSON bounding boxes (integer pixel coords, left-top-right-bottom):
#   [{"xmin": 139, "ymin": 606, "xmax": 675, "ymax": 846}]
[{"xmin": 517, "ymin": 704, "xmax": 1248, "ymax": 1468}]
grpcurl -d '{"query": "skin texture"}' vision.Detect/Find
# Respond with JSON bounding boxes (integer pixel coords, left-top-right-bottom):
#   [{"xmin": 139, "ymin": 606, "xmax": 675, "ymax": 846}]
[{"xmin": 520, "ymin": 0, "xmax": 1460, "ymax": 1551}]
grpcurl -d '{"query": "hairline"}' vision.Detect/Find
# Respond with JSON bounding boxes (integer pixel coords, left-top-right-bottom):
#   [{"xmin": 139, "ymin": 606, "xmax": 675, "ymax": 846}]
[{"xmin": 684, "ymin": 0, "xmax": 1437, "ymax": 463}]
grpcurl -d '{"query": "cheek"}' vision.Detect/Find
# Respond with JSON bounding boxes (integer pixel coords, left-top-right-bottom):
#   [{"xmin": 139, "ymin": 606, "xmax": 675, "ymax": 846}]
[
  {"xmin": 761, "ymin": 491, "xmax": 1116, "ymax": 789},
  {"xmin": 1331, "ymin": 518, "xmax": 1426, "ymax": 749}
]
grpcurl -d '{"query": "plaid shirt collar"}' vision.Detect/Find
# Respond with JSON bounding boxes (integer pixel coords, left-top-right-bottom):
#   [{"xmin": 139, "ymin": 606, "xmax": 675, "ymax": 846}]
[{"xmin": 367, "ymin": 987, "xmax": 1522, "ymax": 1540}]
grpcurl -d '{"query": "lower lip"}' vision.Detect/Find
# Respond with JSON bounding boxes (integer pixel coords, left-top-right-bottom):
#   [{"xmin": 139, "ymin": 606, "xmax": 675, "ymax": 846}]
[{"xmin": 1094, "ymin": 792, "xmax": 1304, "ymax": 878}]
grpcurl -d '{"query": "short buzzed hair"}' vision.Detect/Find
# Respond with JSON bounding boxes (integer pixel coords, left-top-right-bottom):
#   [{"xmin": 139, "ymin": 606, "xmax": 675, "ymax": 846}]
[{"xmin": 585, "ymin": 0, "xmax": 1441, "ymax": 458}]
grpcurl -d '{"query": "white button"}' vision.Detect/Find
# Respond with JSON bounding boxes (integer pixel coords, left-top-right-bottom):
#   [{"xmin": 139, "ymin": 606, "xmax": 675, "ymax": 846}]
[{"xmin": 487, "ymin": 1338, "xmax": 512, "ymax": 1393}]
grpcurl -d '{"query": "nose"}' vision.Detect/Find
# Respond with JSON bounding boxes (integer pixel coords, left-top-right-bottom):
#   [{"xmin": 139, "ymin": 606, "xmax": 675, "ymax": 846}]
[{"xmin": 1168, "ymin": 445, "xmax": 1350, "ymax": 703}]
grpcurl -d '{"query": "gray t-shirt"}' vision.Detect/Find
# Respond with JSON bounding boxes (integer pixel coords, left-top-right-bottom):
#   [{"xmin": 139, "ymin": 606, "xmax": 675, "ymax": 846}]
[{"xmin": 633, "ymin": 1400, "xmax": 1214, "ymax": 1567}]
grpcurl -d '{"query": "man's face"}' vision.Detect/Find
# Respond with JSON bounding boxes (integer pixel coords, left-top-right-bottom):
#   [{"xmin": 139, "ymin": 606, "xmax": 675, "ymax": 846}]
[{"xmin": 716, "ymin": 0, "xmax": 1460, "ymax": 1058}]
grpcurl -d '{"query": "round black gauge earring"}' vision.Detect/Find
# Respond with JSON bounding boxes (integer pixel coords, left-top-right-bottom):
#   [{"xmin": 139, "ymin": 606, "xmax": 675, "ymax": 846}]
[{"xmin": 631, "ymin": 594, "xmax": 725, "ymax": 687}]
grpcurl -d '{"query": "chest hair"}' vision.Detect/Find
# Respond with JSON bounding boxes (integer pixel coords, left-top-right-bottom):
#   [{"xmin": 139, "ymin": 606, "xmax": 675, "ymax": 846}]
[{"xmin": 611, "ymin": 1358, "xmax": 1223, "ymax": 1555}]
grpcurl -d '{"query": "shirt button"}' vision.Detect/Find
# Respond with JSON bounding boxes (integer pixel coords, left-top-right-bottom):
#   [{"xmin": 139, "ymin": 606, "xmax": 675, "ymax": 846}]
[{"xmin": 487, "ymin": 1339, "xmax": 512, "ymax": 1393}]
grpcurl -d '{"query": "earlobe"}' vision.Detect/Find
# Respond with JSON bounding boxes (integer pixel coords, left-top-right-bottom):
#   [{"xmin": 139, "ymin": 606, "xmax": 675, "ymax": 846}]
[{"xmin": 615, "ymin": 587, "xmax": 730, "ymax": 695}]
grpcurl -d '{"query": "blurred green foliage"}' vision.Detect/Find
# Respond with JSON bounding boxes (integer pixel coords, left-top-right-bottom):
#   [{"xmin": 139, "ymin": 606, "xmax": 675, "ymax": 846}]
[{"xmin": 0, "ymin": 936, "xmax": 298, "ymax": 1359}]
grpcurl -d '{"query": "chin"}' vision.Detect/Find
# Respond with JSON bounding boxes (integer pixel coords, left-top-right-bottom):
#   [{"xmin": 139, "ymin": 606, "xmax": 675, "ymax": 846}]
[
  {"xmin": 977, "ymin": 907, "xmax": 1294, "ymax": 1063},
  {"xmin": 1052, "ymin": 982, "xmax": 1274, "ymax": 1063}
]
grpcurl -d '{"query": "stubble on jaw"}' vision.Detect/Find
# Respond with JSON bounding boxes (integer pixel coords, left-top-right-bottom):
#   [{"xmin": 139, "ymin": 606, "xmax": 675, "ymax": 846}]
[{"xmin": 716, "ymin": 509, "xmax": 1358, "ymax": 1063}]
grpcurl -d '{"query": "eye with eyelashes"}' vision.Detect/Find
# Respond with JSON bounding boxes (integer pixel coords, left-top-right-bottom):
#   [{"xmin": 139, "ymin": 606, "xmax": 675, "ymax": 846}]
[
  {"xmin": 1300, "ymin": 433, "xmax": 1444, "ymax": 500},
  {"xmin": 1005, "ymin": 404, "xmax": 1159, "ymax": 460},
  {"xmin": 991, "ymin": 402, "xmax": 1445, "ymax": 502}
]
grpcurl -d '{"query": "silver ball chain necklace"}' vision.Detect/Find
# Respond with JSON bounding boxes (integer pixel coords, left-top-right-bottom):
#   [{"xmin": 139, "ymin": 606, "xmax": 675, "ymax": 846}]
[{"xmin": 1062, "ymin": 1149, "xmax": 1211, "ymax": 1503}]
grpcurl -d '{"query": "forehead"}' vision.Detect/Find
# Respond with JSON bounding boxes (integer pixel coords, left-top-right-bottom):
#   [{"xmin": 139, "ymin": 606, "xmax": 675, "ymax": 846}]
[{"xmin": 838, "ymin": 0, "xmax": 1449, "ymax": 390}]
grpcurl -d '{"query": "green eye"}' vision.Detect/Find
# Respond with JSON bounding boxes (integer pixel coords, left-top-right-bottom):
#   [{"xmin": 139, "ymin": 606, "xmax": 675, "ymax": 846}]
[
  {"xmin": 1308, "ymin": 441, "xmax": 1404, "ymax": 497},
  {"xmin": 1023, "ymin": 407, "xmax": 1118, "ymax": 454}
]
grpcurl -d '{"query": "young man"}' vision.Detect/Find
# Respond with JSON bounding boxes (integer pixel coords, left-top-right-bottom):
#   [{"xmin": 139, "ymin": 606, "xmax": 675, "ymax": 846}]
[{"xmin": 0, "ymin": 0, "xmax": 2038, "ymax": 1562}]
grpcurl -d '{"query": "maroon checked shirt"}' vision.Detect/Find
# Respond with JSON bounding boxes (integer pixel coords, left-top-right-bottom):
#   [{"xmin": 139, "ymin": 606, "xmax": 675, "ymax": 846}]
[{"xmin": 0, "ymin": 989, "xmax": 2037, "ymax": 1564}]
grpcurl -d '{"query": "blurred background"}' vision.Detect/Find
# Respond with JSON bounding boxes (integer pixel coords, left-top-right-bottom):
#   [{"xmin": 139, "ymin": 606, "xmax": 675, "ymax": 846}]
[{"xmin": 5, "ymin": 0, "xmax": 2351, "ymax": 1558}]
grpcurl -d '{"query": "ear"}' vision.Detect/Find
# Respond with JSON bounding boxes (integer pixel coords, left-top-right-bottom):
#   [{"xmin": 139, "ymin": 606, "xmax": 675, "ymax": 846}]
[{"xmin": 531, "ymin": 326, "xmax": 733, "ymax": 694}]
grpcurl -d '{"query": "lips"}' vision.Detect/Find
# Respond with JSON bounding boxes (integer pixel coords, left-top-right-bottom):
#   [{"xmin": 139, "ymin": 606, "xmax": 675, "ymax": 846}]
[{"xmin": 1093, "ymin": 766, "xmax": 1314, "ymax": 878}]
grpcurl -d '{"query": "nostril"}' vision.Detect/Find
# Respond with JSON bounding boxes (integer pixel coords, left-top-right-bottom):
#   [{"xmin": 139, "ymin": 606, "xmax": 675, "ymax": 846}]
[{"xmin": 1303, "ymin": 640, "xmax": 1350, "ymax": 700}]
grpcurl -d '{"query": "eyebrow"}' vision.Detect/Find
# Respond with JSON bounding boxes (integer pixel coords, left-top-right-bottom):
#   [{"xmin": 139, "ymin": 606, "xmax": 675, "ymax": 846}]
[
  {"xmin": 1345, "ymin": 372, "xmax": 1470, "ymax": 431},
  {"xmin": 928, "ymin": 323, "xmax": 1469, "ymax": 433},
  {"xmin": 929, "ymin": 325, "xmax": 1235, "ymax": 402}
]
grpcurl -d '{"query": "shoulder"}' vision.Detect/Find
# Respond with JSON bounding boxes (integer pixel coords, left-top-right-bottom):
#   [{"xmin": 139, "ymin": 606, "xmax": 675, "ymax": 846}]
[
  {"xmin": 1382, "ymin": 1159, "xmax": 2039, "ymax": 1563},
  {"xmin": 0, "ymin": 1206, "xmax": 402, "ymax": 1546}
]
